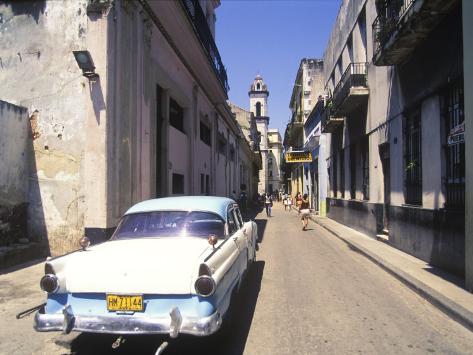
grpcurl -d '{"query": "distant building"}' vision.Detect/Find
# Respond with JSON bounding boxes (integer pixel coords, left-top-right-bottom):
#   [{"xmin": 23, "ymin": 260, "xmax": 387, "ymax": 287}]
[
  {"xmin": 228, "ymin": 102, "xmax": 262, "ymax": 201},
  {"xmin": 267, "ymin": 129, "xmax": 283, "ymax": 194},
  {"xmin": 248, "ymin": 75, "xmax": 282, "ymax": 194},
  {"xmin": 284, "ymin": 58, "xmax": 325, "ymax": 204}
]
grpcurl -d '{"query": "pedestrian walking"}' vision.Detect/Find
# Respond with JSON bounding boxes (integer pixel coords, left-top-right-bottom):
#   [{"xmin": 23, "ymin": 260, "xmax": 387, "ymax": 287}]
[
  {"xmin": 283, "ymin": 193, "xmax": 289, "ymax": 211},
  {"xmin": 264, "ymin": 193, "xmax": 273, "ymax": 217},
  {"xmin": 300, "ymin": 193, "xmax": 310, "ymax": 230}
]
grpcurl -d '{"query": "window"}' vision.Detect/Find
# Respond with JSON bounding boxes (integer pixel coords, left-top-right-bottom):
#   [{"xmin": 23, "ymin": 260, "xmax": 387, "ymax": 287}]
[
  {"xmin": 172, "ymin": 173, "xmax": 184, "ymax": 195},
  {"xmin": 362, "ymin": 137, "xmax": 369, "ymax": 200},
  {"xmin": 227, "ymin": 209, "xmax": 238, "ymax": 235},
  {"xmin": 200, "ymin": 121, "xmax": 211, "ymax": 146},
  {"xmin": 255, "ymin": 102, "xmax": 262, "ymax": 117},
  {"xmin": 205, "ymin": 175, "xmax": 210, "ymax": 195},
  {"xmin": 232, "ymin": 208, "xmax": 243, "ymax": 229},
  {"xmin": 404, "ymin": 110, "xmax": 422, "ymax": 205},
  {"xmin": 169, "ymin": 99, "xmax": 184, "ymax": 133},
  {"xmin": 269, "ymin": 170, "xmax": 273, "ymax": 177},
  {"xmin": 230, "ymin": 145, "xmax": 235, "ymax": 161},
  {"xmin": 443, "ymin": 79, "xmax": 465, "ymax": 209},
  {"xmin": 340, "ymin": 148, "xmax": 345, "ymax": 198},
  {"xmin": 350, "ymin": 144, "xmax": 357, "ymax": 199},
  {"xmin": 218, "ymin": 134, "xmax": 227, "ymax": 156},
  {"xmin": 333, "ymin": 153, "xmax": 338, "ymax": 197},
  {"xmin": 200, "ymin": 174, "xmax": 205, "ymax": 195},
  {"xmin": 256, "ymin": 83, "xmax": 260, "ymax": 90}
]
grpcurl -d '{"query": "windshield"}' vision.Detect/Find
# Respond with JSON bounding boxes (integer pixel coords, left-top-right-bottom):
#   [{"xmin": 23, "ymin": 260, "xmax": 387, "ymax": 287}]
[{"xmin": 111, "ymin": 211, "xmax": 225, "ymax": 240}]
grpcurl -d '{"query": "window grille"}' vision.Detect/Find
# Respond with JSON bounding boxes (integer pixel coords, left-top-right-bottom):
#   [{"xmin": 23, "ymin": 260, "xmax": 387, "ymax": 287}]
[
  {"xmin": 340, "ymin": 148, "xmax": 345, "ymax": 198},
  {"xmin": 362, "ymin": 137, "xmax": 369, "ymax": 200},
  {"xmin": 404, "ymin": 110, "xmax": 422, "ymax": 205},
  {"xmin": 350, "ymin": 144, "xmax": 356, "ymax": 199},
  {"xmin": 443, "ymin": 79, "xmax": 465, "ymax": 209}
]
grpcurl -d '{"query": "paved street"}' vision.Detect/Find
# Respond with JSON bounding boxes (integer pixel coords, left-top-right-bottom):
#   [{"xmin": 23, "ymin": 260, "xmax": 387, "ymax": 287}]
[{"xmin": 1, "ymin": 202, "xmax": 473, "ymax": 354}]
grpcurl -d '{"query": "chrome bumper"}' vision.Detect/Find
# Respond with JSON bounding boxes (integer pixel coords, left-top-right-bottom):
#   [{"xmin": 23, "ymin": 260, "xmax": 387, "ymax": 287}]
[{"xmin": 34, "ymin": 305, "xmax": 222, "ymax": 337}]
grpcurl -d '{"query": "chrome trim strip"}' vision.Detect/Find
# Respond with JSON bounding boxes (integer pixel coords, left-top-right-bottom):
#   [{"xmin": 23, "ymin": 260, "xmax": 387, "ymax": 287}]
[{"xmin": 34, "ymin": 308, "xmax": 222, "ymax": 336}]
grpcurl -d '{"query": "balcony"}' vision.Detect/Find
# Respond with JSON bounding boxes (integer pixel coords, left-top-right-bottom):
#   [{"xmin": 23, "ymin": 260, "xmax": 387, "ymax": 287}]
[
  {"xmin": 321, "ymin": 106, "xmax": 344, "ymax": 134},
  {"xmin": 332, "ymin": 62, "xmax": 369, "ymax": 115},
  {"xmin": 372, "ymin": 0, "xmax": 460, "ymax": 66},
  {"xmin": 180, "ymin": 0, "xmax": 229, "ymax": 93}
]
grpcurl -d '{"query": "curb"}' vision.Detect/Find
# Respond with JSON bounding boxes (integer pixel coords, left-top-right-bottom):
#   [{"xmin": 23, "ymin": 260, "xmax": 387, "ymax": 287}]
[{"xmin": 310, "ymin": 216, "xmax": 473, "ymax": 332}]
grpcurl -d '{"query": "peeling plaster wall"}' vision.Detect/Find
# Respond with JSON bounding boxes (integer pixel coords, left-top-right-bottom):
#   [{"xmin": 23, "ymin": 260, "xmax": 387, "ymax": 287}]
[{"xmin": 0, "ymin": 1, "xmax": 90, "ymax": 255}]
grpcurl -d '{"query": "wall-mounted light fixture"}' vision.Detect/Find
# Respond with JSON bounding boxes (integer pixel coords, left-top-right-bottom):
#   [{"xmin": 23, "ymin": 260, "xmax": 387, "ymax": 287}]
[{"xmin": 73, "ymin": 50, "xmax": 99, "ymax": 79}]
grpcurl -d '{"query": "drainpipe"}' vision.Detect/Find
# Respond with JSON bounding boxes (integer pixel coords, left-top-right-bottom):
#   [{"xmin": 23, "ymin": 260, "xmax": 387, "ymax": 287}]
[{"xmin": 463, "ymin": 0, "xmax": 473, "ymax": 292}]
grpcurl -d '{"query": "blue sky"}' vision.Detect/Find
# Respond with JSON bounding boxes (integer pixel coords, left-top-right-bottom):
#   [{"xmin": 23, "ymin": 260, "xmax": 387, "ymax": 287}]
[{"xmin": 216, "ymin": 0, "xmax": 341, "ymax": 135}]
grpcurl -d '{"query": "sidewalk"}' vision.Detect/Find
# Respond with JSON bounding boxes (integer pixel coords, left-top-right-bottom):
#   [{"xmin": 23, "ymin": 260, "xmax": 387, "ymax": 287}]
[{"xmin": 310, "ymin": 214, "xmax": 473, "ymax": 331}]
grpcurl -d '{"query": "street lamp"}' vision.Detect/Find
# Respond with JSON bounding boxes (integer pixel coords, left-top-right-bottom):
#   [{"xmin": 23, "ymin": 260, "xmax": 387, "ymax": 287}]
[{"xmin": 73, "ymin": 50, "xmax": 99, "ymax": 79}]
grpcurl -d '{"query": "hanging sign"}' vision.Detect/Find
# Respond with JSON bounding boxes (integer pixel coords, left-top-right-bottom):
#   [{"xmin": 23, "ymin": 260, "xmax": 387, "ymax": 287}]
[
  {"xmin": 447, "ymin": 122, "xmax": 465, "ymax": 146},
  {"xmin": 285, "ymin": 151, "xmax": 312, "ymax": 163}
]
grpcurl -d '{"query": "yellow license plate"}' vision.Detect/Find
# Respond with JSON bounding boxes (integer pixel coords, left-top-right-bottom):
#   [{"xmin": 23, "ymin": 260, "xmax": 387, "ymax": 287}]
[{"xmin": 106, "ymin": 295, "xmax": 143, "ymax": 312}]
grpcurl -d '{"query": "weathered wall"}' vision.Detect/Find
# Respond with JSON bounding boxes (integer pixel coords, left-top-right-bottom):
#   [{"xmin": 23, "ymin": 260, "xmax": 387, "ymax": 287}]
[{"xmin": 0, "ymin": 1, "xmax": 89, "ymax": 255}]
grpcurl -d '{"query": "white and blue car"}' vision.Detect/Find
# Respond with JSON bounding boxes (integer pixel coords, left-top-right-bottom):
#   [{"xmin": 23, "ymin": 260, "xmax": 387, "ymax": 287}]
[{"xmin": 34, "ymin": 196, "xmax": 257, "ymax": 338}]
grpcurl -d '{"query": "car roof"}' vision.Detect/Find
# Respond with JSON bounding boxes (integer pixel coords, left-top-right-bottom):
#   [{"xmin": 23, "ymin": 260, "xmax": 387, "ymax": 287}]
[{"xmin": 124, "ymin": 196, "xmax": 236, "ymax": 220}]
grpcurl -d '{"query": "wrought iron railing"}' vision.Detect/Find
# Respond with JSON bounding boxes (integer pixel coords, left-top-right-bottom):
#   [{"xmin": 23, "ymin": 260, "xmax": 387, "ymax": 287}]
[
  {"xmin": 332, "ymin": 62, "xmax": 368, "ymax": 110},
  {"xmin": 180, "ymin": 0, "xmax": 229, "ymax": 93},
  {"xmin": 372, "ymin": 0, "xmax": 416, "ymax": 58}
]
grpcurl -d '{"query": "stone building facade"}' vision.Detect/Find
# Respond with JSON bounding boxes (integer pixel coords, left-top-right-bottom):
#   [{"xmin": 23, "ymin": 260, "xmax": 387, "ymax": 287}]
[
  {"xmin": 321, "ymin": 0, "xmax": 468, "ymax": 280},
  {"xmin": 0, "ymin": 0, "xmax": 255, "ymax": 256}
]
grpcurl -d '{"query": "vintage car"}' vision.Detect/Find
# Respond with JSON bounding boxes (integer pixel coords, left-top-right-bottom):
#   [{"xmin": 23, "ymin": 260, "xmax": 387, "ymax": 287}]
[{"xmin": 34, "ymin": 196, "xmax": 257, "ymax": 338}]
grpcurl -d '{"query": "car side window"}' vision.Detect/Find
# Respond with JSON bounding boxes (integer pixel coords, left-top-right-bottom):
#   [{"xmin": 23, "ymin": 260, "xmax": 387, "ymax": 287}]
[
  {"xmin": 232, "ymin": 208, "xmax": 243, "ymax": 229},
  {"xmin": 235, "ymin": 207, "xmax": 244, "ymax": 227},
  {"xmin": 227, "ymin": 209, "xmax": 238, "ymax": 236}
]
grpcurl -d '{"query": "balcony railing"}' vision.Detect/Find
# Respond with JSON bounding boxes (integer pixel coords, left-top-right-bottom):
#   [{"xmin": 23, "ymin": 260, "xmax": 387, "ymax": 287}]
[
  {"xmin": 373, "ymin": 0, "xmax": 416, "ymax": 62},
  {"xmin": 372, "ymin": 0, "xmax": 459, "ymax": 66},
  {"xmin": 321, "ymin": 104, "xmax": 344, "ymax": 134},
  {"xmin": 332, "ymin": 62, "xmax": 368, "ymax": 114},
  {"xmin": 180, "ymin": 0, "xmax": 229, "ymax": 93}
]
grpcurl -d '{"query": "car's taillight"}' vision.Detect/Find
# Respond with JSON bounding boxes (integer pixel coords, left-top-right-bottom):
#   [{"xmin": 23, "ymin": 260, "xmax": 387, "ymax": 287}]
[
  {"xmin": 195, "ymin": 276, "xmax": 216, "ymax": 297},
  {"xmin": 40, "ymin": 274, "xmax": 59, "ymax": 293}
]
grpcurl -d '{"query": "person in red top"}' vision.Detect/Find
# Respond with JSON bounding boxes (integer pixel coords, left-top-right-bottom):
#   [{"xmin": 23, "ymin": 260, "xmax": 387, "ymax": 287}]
[{"xmin": 299, "ymin": 193, "xmax": 310, "ymax": 230}]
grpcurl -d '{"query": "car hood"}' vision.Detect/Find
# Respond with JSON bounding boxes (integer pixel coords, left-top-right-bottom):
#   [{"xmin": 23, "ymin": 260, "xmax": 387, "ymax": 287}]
[{"xmin": 60, "ymin": 238, "xmax": 212, "ymax": 294}]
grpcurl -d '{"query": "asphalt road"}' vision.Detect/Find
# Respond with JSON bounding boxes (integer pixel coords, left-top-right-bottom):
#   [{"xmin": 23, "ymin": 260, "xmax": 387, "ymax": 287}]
[{"xmin": 1, "ymin": 202, "xmax": 473, "ymax": 354}]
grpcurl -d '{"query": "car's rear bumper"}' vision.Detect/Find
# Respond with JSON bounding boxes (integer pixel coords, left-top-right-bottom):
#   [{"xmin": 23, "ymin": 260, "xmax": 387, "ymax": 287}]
[{"xmin": 34, "ymin": 304, "xmax": 222, "ymax": 337}]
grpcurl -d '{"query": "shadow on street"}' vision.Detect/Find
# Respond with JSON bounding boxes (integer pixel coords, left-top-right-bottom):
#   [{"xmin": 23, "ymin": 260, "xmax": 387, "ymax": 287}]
[{"xmin": 69, "ymin": 261, "xmax": 265, "ymax": 355}]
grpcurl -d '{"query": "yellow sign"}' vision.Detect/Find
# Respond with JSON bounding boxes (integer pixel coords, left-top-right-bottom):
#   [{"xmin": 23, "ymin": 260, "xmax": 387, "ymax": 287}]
[{"xmin": 285, "ymin": 151, "xmax": 312, "ymax": 163}]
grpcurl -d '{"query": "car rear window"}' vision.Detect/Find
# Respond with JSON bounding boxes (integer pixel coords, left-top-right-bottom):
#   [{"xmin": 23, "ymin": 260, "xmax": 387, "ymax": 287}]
[{"xmin": 111, "ymin": 211, "xmax": 225, "ymax": 240}]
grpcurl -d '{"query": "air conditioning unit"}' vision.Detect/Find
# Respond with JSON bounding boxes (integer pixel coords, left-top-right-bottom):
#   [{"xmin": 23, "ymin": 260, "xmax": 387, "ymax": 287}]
[{"xmin": 87, "ymin": 0, "xmax": 112, "ymax": 14}]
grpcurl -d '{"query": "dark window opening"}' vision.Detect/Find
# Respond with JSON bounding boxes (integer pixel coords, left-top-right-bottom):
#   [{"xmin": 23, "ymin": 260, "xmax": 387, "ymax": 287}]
[
  {"xmin": 200, "ymin": 174, "xmax": 205, "ymax": 195},
  {"xmin": 200, "ymin": 121, "xmax": 211, "ymax": 146},
  {"xmin": 333, "ymin": 153, "xmax": 338, "ymax": 197},
  {"xmin": 170, "ymin": 98, "xmax": 185, "ymax": 133},
  {"xmin": 350, "ymin": 144, "xmax": 356, "ymax": 199},
  {"xmin": 230, "ymin": 145, "xmax": 235, "ymax": 161},
  {"xmin": 340, "ymin": 148, "xmax": 345, "ymax": 198},
  {"xmin": 205, "ymin": 175, "xmax": 210, "ymax": 195},
  {"xmin": 404, "ymin": 110, "xmax": 422, "ymax": 205},
  {"xmin": 255, "ymin": 102, "xmax": 262, "ymax": 117},
  {"xmin": 218, "ymin": 134, "xmax": 227, "ymax": 156},
  {"xmin": 362, "ymin": 137, "xmax": 369, "ymax": 200},
  {"xmin": 172, "ymin": 173, "xmax": 185, "ymax": 195}
]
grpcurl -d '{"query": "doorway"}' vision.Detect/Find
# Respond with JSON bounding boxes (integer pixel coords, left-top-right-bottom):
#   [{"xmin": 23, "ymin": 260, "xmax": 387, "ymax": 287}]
[{"xmin": 379, "ymin": 143, "xmax": 390, "ymax": 233}]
